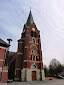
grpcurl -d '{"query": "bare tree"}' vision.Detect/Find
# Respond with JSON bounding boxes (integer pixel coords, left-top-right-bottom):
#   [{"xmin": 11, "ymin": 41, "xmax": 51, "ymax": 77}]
[{"xmin": 49, "ymin": 59, "xmax": 63, "ymax": 77}]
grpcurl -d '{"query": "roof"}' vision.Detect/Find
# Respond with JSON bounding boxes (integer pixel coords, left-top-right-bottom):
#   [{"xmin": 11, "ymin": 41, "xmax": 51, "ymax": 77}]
[
  {"xmin": 7, "ymin": 51, "xmax": 16, "ymax": 58},
  {"xmin": 18, "ymin": 38, "xmax": 24, "ymax": 41},
  {"xmin": 0, "ymin": 38, "xmax": 10, "ymax": 47},
  {"xmin": 26, "ymin": 10, "xmax": 34, "ymax": 26}
]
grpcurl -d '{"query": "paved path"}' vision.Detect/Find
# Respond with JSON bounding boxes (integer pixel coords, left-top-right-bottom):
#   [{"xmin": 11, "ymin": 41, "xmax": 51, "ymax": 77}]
[{"xmin": 0, "ymin": 80, "xmax": 64, "ymax": 85}]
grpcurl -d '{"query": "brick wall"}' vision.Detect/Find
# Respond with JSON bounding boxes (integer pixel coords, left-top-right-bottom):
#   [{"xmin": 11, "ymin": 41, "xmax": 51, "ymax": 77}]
[
  {"xmin": 0, "ymin": 46, "xmax": 6, "ymax": 81},
  {"xmin": 1, "ymin": 66, "xmax": 8, "ymax": 83}
]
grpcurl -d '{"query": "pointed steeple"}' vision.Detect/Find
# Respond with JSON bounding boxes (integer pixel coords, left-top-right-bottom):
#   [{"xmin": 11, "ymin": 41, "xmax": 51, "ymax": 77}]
[{"xmin": 26, "ymin": 10, "xmax": 34, "ymax": 26}]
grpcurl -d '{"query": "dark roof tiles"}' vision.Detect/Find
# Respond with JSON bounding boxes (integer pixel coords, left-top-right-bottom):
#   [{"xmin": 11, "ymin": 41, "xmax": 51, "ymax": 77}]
[
  {"xmin": 26, "ymin": 10, "xmax": 34, "ymax": 26},
  {"xmin": 0, "ymin": 38, "xmax": 10, "ymax": 47},
  {"xmin": 7, "ymin": 51, "xmax": 16, "ymax": 57}
]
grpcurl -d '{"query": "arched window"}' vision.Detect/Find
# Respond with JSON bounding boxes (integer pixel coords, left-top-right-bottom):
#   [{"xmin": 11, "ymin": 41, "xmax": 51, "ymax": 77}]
[
  {"xmin": 34, "ymin": 32, "xmax": 37, "ymax": 37},
  {"xmin": 33, "ymin": 39, "xmax": 35, "ymax": 43},
  {"xmin": 31, "ymin": 55, "xmax": 32, "ymax": 57},
  {"xmin": 32, "ymin": 50, "xmax": 33, "ymax": 53},
  {"xmin": 31, "ymin": 65, "xmax": 37, "ymax": 69},
  {"xmin": 31, "ymin": 31, "xmax": 33, "ymax": 37},
  {"xmin": 31, "ymin": 55, "xmax": 32, "ymax": 60}
]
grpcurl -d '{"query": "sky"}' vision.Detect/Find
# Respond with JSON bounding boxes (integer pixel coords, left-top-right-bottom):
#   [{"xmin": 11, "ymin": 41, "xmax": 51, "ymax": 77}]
[{"xmin": 0, "ymin": 0, "xmax": 64, "ymax": 66}]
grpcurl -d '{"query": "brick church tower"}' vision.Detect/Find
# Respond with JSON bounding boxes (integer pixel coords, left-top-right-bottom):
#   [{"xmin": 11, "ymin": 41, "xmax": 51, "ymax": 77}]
[{"xmin": 14, "ymin": 10, "xmax": 45, "ymax": 81}]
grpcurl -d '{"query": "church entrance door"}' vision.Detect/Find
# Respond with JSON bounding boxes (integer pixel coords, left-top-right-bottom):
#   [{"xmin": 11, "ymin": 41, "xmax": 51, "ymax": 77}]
[{"xmin": 32, "ymin": 71, "xmax": 36, "ymax": 80}]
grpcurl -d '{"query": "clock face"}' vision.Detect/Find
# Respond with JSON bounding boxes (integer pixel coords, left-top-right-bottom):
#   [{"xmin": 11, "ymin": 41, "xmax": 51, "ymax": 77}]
[{"xmin": 32, "ymin": 28, "xmax": 35, "ymax": 31}]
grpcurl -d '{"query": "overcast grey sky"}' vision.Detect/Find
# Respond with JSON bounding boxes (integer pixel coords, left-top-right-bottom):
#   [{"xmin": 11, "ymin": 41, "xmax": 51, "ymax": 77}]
[{"xmin": 0, "ymin": 0, "xmax": 64, "ymax": 66}]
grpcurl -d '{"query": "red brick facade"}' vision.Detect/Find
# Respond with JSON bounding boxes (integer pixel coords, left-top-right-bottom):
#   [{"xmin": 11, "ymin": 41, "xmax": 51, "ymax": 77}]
[
  {"xmin": 1, "ymin": 66, "xmax": 8, "ymax": 83},
  {"xmin": 0, "ymin": 38, "xmax": 9, "ymax": 83},
  {"xmin": 0, "ymin": 46, "xmax": 6, "ymax": 81},
  {"xmin": 14, "ymin": 11, "xmax": 45, "ymax": 81}
]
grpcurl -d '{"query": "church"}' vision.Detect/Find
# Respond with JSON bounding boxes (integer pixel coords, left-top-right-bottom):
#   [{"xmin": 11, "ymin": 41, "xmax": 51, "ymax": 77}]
[{"xmin": 0, "ymin": 10, "xmax": 45, "ymax": 82}]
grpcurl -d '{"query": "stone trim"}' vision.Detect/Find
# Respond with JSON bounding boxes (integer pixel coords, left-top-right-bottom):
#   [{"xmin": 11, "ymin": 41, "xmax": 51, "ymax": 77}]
[
  {"xmin": 24, "ymin": 60, "xmax": 43, "ymax": 63},
  {"xmin": 31, "ymin": 64, "xmax": 37, "ymax": 69},
  {"xmin": 14, "ymin": 78, "xmax": 20, "ymax": 80},
  {"xmin": 0, "ymin": 67, "xmax": 2, "ymax": 71},
  {"xmin": 26, "ymin": 34, "xmax": 31, "ymax": 37},
  {"xmin": 31, "ymin": 50, "xmax": 37, "ymax": 54},
  {"xmin": 18, "ymin": 42, "xmax": 23, "ymax": 43},
  {"xmin": 29, "ymin": 52, "xmax": 39, "ymax": 56},
  {"xmin": 41, "ymin": 70, "xmax": 45, "ymax": 80},
  {"xmin": 37, "ymin": 56, "xmax": 39, "ymax": 58},
  {"xmin": 24, "ymin": 60, "xmax": 27, "ymax": 62},
  {"xmin": 35, "ymin": 56, "xmax": 36, "ymax": 61},
  {"xmin": 25, "ymin": 46, "xmax": 29, "ymax": 48},
  {"xmin": 36, "ymin": 43, "xmax": 38, "ymax": 45},
  {"xmin": 21, "ymin": 68, "xmax": 43, "ymax": 81},
  {"xmin": 29, "ymin": 37, "xmax": 38, "ymax": 45},
  {"xmin": 14, "ymin": 68, "xmax": 21, "ymax": 75},
  {"xmin": 14, "ymin": 69, "xmax": 16, "ymax": 75},
  {"xmin": 15, "ymin": 68, "xmax": 21, "ymax": 70},
  {"xmin": 3, "ymin": 70, "xmax": 8, "ymax": 72},
  {"xmin": 17, "ymin": 52, "xmax": 23, "ymax": 55},
  {"xmin": 30, "ymin": 44, "xmax": 38, "ymax": 50},
  {"xmin": 29, "ymin": 55, "xmax": 36, "ymax": 61},
  {"xmin": 0, "ymin": 59, "xmax": 4, "ymax": 61},
  {"xmin": 0, "ymin": 46, "xmax": 6, "ymax": 49},
  {"xmin": 29, "ymin": 41, "xmax": 38, "ymax": 45},
  {"xmin": 32, "ymin": 37, "xmax": 38, "ymax": 44}
]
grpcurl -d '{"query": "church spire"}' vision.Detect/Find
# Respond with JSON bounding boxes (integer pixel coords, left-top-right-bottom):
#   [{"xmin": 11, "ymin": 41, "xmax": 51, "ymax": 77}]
[{"xmin": 26, "ymin": 10, "xmax": 34, "ymax": 26}]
